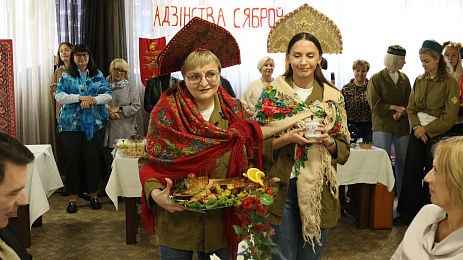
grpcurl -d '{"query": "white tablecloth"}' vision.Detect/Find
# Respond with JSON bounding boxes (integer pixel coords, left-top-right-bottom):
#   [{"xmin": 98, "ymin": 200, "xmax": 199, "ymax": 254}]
[
  {"xmin": 25, "ymin": 145, "xmax": 63, "ymax": 228},
  {"xmin": 105, "ymin": 150, "xmax": 141, "ymax": 210},
  {"xmin": 337, "ymin": 146, "xmax": 395, "ymax": 192}
]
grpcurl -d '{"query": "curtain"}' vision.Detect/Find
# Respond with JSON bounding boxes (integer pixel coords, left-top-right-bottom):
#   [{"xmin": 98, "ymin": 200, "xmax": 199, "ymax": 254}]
[
  {"xmin": 0, "ymin": 0, "xmax": 57, "ymax": 145},
  {"xmin": 55, "ymin": 0, "xmax": 84, "ymax": 45},
  {"xmin": 83, "ymin": 0, "xmax": 127, "ymax": 76}
]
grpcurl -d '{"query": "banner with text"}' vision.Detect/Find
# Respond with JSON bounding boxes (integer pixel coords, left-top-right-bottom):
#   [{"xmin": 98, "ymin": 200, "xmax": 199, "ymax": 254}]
[{"xmin": 153, "ymin": 5, "xmax": 286, "ymax": 30}]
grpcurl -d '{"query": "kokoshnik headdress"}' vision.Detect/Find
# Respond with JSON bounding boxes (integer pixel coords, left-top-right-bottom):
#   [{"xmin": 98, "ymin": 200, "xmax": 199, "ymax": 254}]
[
  {"xmin": 267, "ymin": 3, "xmax": 343, "ymax": 54},
  {"xmin": 158, "ymin": 17, "xmax": 241, "ymax": 75}
]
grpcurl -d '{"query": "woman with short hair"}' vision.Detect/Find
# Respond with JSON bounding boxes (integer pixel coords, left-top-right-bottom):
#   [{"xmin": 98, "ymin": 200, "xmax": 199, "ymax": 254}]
[
  {"xmin": 392, "ymin": 136, "xmax": 463, "ymax": 259},
  {"xmin": 241, "ymin": 56, "xmax": 275, "ymax": 117}
]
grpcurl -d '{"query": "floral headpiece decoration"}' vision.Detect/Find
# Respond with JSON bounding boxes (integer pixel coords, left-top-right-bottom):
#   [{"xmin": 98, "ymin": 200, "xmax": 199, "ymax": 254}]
[{"xmin": 442, "ymin": 41, "xmax": 463, "ymax": 56}]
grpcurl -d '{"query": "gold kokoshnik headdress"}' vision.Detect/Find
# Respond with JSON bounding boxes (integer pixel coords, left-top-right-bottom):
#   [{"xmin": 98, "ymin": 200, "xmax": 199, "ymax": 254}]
[
  {"xmin": 267, "ymin": 3, "xmax": 343, "ymax": 54},
  {"xmin": 158, "ymin": 17, "xmax": 241, "ymax": 75}
]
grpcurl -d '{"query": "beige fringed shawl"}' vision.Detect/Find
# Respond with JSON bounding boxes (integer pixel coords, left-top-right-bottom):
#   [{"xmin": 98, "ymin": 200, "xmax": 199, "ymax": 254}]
[{"xmin": 255, "ymin": 76, "xmax": 349, "ymax": 249}]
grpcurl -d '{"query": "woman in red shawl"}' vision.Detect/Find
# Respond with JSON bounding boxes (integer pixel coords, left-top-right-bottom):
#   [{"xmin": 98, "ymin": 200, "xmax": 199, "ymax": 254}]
[{"xmin": 138, "ymin": 21, "xmax": 263, "ymax": 258}]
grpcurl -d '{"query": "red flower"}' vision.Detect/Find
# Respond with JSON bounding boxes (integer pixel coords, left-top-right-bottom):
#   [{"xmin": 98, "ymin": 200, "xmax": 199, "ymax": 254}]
[
  {"xmin": 295, "ymin": 147, "xmax": 303, "ymax": 160},
  {"xmin": 262, "ymin": 106, "xmax": 274, "ymax": 117},
  {"xmin": 256, "ymin": 203, "xmax": 266, "ymax": 216},
  {"xmin": 233, "ymin": 195, "xmax": 279, "ymax": 259},
  {"xmin": 251, "ymin": 224, "xmax": 265, "ymax": 233},
  {"xmin": 261, "ymin": 98, "xmax": 274, "ymax": 106}
]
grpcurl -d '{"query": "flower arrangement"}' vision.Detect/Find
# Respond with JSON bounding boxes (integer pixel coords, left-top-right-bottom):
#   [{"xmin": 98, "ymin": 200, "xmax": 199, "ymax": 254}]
[{"xmin": 234, "ymin": 195, "xmax": 279, "ymax": 259}]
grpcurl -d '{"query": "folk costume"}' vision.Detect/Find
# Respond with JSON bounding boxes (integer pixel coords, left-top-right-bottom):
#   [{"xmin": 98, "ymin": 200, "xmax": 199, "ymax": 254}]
[
  {"xmin": 138, "ymin": 17, "xmax": 262, "ymax": 256},
  {"xmin": 256, "ymin": 76, "xmax": 350, "ymax": 249},
  {"xmin": 241, "ymin": 78, "xmax": 270, "ymax": 115},
  {"xmin": 261, "ymin": 4, "xmax": 350, "ymax": 256}
]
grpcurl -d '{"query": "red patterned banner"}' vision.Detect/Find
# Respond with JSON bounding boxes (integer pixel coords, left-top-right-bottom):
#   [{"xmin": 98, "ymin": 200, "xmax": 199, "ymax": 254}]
[
  {"xmin": 139, "ymin": 37, "xmax": 166, "ymax": 86},
  {"xmin": 0, "ymin": 39, "xmax": 15, "ymax": 137}
]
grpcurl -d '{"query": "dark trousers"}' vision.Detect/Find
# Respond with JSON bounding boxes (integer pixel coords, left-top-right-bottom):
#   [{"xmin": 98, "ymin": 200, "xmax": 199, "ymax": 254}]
[
  {"xmin": 60, "ymin": 129, "xmax": 104, "ymax": 195},
  {"xmin": 102, "ymin": 146, "xmax": 114, "ymax": 181},
  {"xmin": 396, "ymin": 131, "xmax": 442, "ymax": 221}
]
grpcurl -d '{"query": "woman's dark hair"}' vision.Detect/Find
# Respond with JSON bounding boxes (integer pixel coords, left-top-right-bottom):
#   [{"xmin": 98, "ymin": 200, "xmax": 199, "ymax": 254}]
[
  {"xmin": 55, "ymin": 42, "xmax": 73, "ymax": 66},
  {"xmin": 0, "ymin": 132, "xmax": 34, "ymax": 184},
  {"xmin": 283, "ymin": 32, "xmax": 336, "ymax": 89},
  {"xmin": 67, "ymin": 44, "xmax": 99, "ymax": 77}
]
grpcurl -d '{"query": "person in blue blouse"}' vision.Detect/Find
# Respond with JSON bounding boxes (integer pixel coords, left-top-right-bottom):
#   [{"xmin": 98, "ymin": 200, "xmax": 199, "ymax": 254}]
[{"xmin": 55, "ymin": 44, "xmax": 112, "ymax": 213}]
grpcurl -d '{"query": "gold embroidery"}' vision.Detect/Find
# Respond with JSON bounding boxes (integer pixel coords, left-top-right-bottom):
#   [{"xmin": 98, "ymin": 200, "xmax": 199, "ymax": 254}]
[{"xmin": 267, "ymin": 4, "xmax": 343, "ymax": 54}]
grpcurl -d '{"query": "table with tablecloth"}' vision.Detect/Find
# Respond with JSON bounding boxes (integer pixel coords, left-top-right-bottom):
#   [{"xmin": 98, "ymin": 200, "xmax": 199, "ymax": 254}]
[
  {"xmin": 337, "ymin": 146, "xmax": 395, "ymax": 229},
  {"xmin": 13, "ymin": 145, "xmax": 63, "ymax": 247},
  {"xmin": 105, "ymin": 150, "xmax": 141, "ymax": 244}
]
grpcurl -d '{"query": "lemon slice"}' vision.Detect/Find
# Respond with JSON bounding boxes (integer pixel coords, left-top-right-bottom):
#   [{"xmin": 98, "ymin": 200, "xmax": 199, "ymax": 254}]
[{"xmin": 243, "ymin": 168, "xmax": 265, "ymax": 186}]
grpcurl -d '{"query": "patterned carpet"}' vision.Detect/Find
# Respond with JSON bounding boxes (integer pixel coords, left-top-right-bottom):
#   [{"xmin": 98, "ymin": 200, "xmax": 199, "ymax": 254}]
[{"xmin": 25, "ymin": 191, "xmax": 406, "ymax": 259}]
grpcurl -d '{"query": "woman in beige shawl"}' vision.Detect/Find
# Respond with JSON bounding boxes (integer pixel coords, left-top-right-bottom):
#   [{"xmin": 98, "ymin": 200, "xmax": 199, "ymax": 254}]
[{"xmin": 255, "ymin": 32, "xmax": 350, "ymax": 260}]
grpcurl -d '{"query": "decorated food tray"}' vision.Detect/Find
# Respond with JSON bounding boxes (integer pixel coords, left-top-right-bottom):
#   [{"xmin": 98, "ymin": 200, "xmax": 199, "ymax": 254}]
[
  {"xmin": 115, "ymin": 135, "xmax": 147, "ymax": 158},
  {"xmin": 170, "ymin": 168, "xmax": 277, "ymax": 211}
]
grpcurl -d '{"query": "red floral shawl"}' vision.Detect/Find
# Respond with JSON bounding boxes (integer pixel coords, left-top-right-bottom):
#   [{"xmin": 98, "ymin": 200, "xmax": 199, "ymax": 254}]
[{"xmin": 139, "ymin": 82, "xmax": 263, "ymax": 254}]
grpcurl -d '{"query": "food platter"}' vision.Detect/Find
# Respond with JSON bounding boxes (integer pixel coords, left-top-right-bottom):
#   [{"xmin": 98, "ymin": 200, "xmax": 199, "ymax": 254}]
[
  {"xmin": 114, "ymin": 138, "xmax": 146, "ymax": 158},
  {"xmin": 170, "ymin": 170, "xmax": 277, "ymax": 211},
  {"xmin": 118, "ymin": 148, "xmax": 144, "ymax": 158}
]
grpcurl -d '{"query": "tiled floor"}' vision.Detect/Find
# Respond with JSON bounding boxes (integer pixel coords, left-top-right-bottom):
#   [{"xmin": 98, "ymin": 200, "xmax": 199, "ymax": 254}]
[{"xmin": 25, "ymin": 191, "xmax": 407, "ymax": 259}]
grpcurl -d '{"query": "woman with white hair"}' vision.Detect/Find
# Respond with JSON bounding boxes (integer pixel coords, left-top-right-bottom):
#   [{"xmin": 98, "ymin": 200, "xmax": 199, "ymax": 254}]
[
  {"xmin": 392, "ymin": 136, "xmax": 463, "ymax": 259},
  {"xmin": 241, "ymin": 56, "xmax": 275, "ymax": 116},
  {"xmin": 367, "ymin": 45, "xmax": 411, "ymax": 198}
]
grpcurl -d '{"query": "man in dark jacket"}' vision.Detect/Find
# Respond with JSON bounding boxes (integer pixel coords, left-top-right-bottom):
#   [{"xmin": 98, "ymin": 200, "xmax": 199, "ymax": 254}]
[
  {"xmin": 143, "ymin": 74, "xmax": 180, "ymax": 113},
  {"xmin": 220, "ymin": 76, "xmax": 236, "ymax": 98},
  {"xmin": 0, "ymin": 131, "xmax": 34, "ymax": 259}
]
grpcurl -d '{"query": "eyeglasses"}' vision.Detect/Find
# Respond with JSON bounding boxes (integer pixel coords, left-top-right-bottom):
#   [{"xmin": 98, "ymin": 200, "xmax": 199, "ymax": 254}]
[
  {"xmin": 185, "ymin": 71, "xmax": 219, "ymax": 85},
  {"xmin": 445, "ymin": 54, "xmax": 459, "ymax": 59},
  {"xmin": 74, "ymin": 53, "xmax": 88, "ymax": 58},
  {"xmin": 113, "ymin": 68, "xmax": 127, "ymax": 74}
]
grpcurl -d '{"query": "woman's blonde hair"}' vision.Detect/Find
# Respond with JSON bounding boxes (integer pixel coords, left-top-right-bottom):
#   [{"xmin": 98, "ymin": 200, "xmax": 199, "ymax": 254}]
[
  {"xmin": 443, "ymin": 43, "xmax": 462, "ymax": 82},
  {"xmin": 109, "ymin": 58, "xmax": 130, "ymax": 79},
  {"xmin": 257, "ymin": 56, "xmax": 274, "ymax": 70},
  {"xmin": 432, "ymin": 136, "xmax": 463, "ymax": 208},
  {"xmin": 383, "ymin": 54, "xmax": 405, "ymax": 72},
  {"xmin": 181, "ymin": 50, "xmax": 222, "ymax": 76}
]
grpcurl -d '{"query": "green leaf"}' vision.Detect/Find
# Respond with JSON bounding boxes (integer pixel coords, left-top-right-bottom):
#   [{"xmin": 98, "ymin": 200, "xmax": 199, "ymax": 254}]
[{"xmin": 260, "ymin": 194, "xmax": 274, "ymax": 206}]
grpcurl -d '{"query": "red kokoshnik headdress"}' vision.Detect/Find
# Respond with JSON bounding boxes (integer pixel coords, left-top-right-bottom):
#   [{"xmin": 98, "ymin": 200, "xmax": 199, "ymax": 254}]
[{"xmin": 157, "ymin": 17, "xmax": 241, "ymax": 75}]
